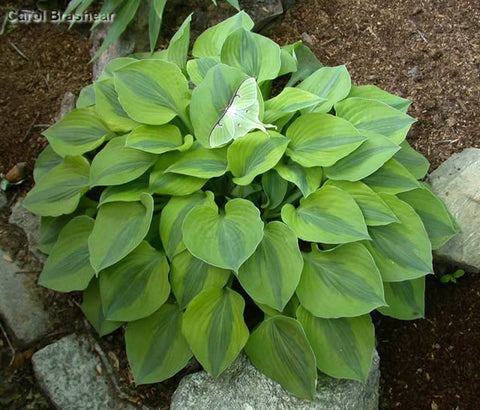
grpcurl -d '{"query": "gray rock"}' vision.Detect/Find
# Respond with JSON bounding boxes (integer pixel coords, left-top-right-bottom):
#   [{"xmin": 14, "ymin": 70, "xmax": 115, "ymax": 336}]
[
  {"xmin": 9, "ymin": 199, "xmax": 45, "ymax": 262},
  {"xmin": 56, "ymin": 91, "xmax": 76, "ymax": 121},
  {"xmin": 240, "ymin": 0, "xmax": 284, "ymax": 31},
  {"xmin": 429, "ymin": 148, "xmax": 480, "ymax": 272},
  {"xmin": 171, "ymin": 350, "xmax": 380, "ymax": 410},
  {"xmin": 32, "ymin": 334, "xmax": 135, "ymax": 410},
  {"xmin": 0, "ymin": 191, "xmax": 6, "ymax": 211},
  {"xmin": 0, "ymin": 252, "xmax": 54, "ymax": 345}
]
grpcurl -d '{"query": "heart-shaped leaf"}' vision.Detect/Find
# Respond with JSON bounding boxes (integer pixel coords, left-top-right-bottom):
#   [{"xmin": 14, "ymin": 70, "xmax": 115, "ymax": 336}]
[
  {"xmin": 89, "ymin": 136, "xmax": 156, "ymax": 187},
  {"xmin": 227, "ymin": 131, "xmax": 289, "ymax": 185},
  {"xmin": 183, "ymin": 198, "xmax": 264, "ymax": 271},
  {"xmin": 24, "ymin": 156, "xmax": 90, "ymax": 217},
  {"xmin": 89, "ymin": 193, "xmax": 154, "ymax": 272},
  {"xmin": 238, "ymin": 221, "xmax": 303, "ymax": 311},
  {"xmin": 334, "ymin": 97, "xmax": 416, "ymax": 144},
  {"xmin": 325, "ymin": 180, "xmax": 399, "ymax": 226},
  {"xmin": 274, "ymin": 159, "xmax": 323, "ymax": 197},
  {"xmin": 99, "ymin": 241, "xmax": 170, "ymax": 321},
  {"xmin": 363, "ymin": 193, "xmax": 432, "ymax": 282},
  {"xmin": 125, "ymin": 124, "xmax": 192, "ymax": 154},
  {"xmin": 393, "ymin": 140, "xmax": 430, "ymax": 179},
  {"xmin": 39, "ymin": 216, "xmax": 95, "ymax": 292},
  {"xmin": 296, "ymin": 243, "xmax": 385, "ymax": 318},
  {"xmin": 348, "ymin": 85, "xmax": 411, "ymax": 113},
  {"xmin": 245, "ymin": 316, "xmax": 317, "ymax": 400},
  {"xmin": 182, "ymin": 288, "xmax": 249, "ymax": 377},
  {"xmin": 285, "ymin": 113, "xmax": 366, "ymax": 168},
  {"xmin": 126, "ymin": 303, "xmax": 192, "ymax": 384},
  {"xmin": 297, "ymin": 307, "xmax": 375, "ymax": 382},
  {"xmin": 281, "ymin": 186, "xmax": 369, "ymax": 244},
  {"xmin": 362, "ymin": 158, "xmax": 420, "ymax": 194}
]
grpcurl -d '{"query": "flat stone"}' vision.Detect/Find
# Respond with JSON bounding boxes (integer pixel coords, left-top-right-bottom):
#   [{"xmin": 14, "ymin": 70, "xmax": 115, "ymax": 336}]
[
  {"xmin": 56, "ymin": 91, "xmax": 76, "ymax": 121},
  {"xmin": 429, "ymin": 148, "xmax": 480, "ymax": 272},
  {"xmin": 8, "ymin": 199, "xmax": 45, "ymax": 262},
  {"xmin": 32, "ymin": 334, "xmax": 135, "ymax": 410},
  {"xmin": 171, "ymin": 350, "xmax": 380, "ymax": 410},
  {"xmin": 0, "ymin": 252, "xmax": 54, "ymax": 346}
]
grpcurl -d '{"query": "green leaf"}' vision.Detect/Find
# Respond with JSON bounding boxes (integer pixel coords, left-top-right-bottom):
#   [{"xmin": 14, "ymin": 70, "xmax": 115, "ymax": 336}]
[
  {"xmin": 38, "ymin": 197, "xmax": 97, "ymax": 254},
  {"xmin": 192, "ymin": 11, "xmax": 254, "ymax": 58},
  {"xmin": 186, "ymin": 57, "xmax": 220, "ymax": 85},
  {"xmin": 167, "ymin": 14, "xmax": 192, "ymax": 70},
  {"xmin": 165, "ymin": 143, "xmax": 229, "ymax": 179},
  {"xmin": 88, "ymin": 193, "xmax": 154, "ymax": 272},
  {"xmin": 286, "ymin": 113, "xmax": 366, "ymax": 167},
  {"xmin": 261, "ymin": 170, "xmax": 288, "ymax": 209},
  {"xmin": 324, "ymin": 180, "xmax": 399, "ymax": 226},
  {"xmin": 281, "ymin": 186, "xmax": 369, "ymax": 244},
  {"xmin": 81, "ymin": 278, "xmax": 123, "ymax": 337},
  {"xmin": 126, "ymin": 303, "xmax": 192, "ymax": 384},
  {"xmin": 92, "ymin": 0, "xmax": 141, "ymax": 60},
  {"xmin": 98, "ymin": 174, "xmax": 150, "ymax": 206},
  {"xmin": 245, "ymin": 316, "xmax": 317, "ymax": 400},
  {"xmin": 43, "ymin": 107, "xmax": 114, "ymax": 157},
  {"xmin": 33, "ymin": 145, "xmax": 63, "ymax": 183},
  {"xmin": 170, "ymin": 249, "xmax": 231, "ymax": 309},
  {"xmin": 227, "ymin": 131, "xmax": 289, "ymax": 185},
  {"xmin": 182, "ymin": 288, "xmax": 249, "ymax": 377},
  {"xmin": 398, "ymin": 186, "xmax": 459, "ymax": 249},
  {"xmin": 224, "ymin": 0, "xmax": 240, "ymax": 10},
  {"xmin": 285, "ymin": 42, "xmax": 323, "ymax": 87},
  {"xmin": 263, "ymin": 87, "xmax": 324, "ymax": 124},
  {"xmin": 148, "ymin": 0, "xmax": 166, "ymax": 53},
  {"xmin": 149, "ymin": 153, "xmax": 207, "ymax": 195},
  {"xmin": 238, "ymin": 221, "xmax": 303, "ymax": 311},
  {"xmin": 297, "ymin": 307, "xmax": 375, "ymax": 381},
  {"xmin": 297, "ymin": 66, "xmax": 351, "ymax": 113},
  {"xmin": 278, "ymin": 47, "xmax": 298, "ymax": 77},
  {"xmin": 348, "ymin": 85, "xmax": 411, "ymax": 113},
  {"xmin": 220, "ymin": 28, "xmax": 281, "ymax": 83},
  {"xmin": 296, "ymin": 243, "xmax": 385, "ymax": 318},
  {"xmin": 24, "ymin": 156, "xmax": 90, "ymax": 217},
  {"xmin": 334, "ymin": 97, "xmax": 416, "ymax": 144},
  {"xmin": 99, "ymin": 241, "xmax": 170, "ymax": 321},
  {"xmin": 324, "ymin": 132, "xmax": 400, "ymax": 181},
  {"xmin": 114, "ymin": 59, "xmax": 190, "ymax": 125},
  {"xmin": 160, "ymin": 191, "xmax": 216, "ymax": 259},
  {"xmin": 183, "ymin": 198, "xmax": 264, "ymax": 271},
  {"xmin": 39, "ymin": 216, "xmax": 95, "ymax": 292},
  {"xmin": 362, "ymin": 158, "xmax": 421, "ymax": 194},
  {"xmin": 377, "ymin": 277, "xmax": 425, "ymax": 320},
  {"xmin": 94, "ymin": 78, "xmax": 139, "ymax": 133},
  {"xmin": 363, "ymin": 193, "xmax": 432, "ymax": 282},
  {"xmin": 394, "ymin": 140, "xmax": 430, "ymax": 179},
  {"xmin": 190, "ymin": 64, "xmax": 247, "ymax": 147},
  {"xmin": 274, "ymin": 159, "xmax": 322, "ymax": 197},
  {"xmin": 76, "ymin": 84, "xmax": 96, "ymax": 108},
  {"xmin": 125, "ymin": 124, "xmax": 192, "ymax": 154},
  {"xmin": 89, "ymin": 136, "xmax": 156, "ymax": 187}
]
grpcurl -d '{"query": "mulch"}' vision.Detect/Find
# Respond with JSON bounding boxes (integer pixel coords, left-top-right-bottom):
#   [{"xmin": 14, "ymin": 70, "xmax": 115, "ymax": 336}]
[{"xmin": 0, "ymin": 1, "xmax": 479, "ymax": 409}]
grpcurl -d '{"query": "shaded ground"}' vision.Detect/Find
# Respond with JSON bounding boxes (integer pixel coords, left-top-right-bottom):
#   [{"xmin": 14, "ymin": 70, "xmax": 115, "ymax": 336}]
[{"xmin": 1, "ymin": 1, "xmax": 479, "ymax": 409}]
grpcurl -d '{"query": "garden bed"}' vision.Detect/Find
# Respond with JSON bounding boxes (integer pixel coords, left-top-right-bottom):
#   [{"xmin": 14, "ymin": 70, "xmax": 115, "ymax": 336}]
[{"xmin": 1, "ymin": 0, "xmax": 479, "ymax": 409}]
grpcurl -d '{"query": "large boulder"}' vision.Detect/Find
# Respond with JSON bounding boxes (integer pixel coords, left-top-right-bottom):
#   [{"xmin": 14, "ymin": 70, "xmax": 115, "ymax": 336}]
[
  {"xmin": 429, "ymin": 148, "xmax": 480, "ymax": 272},
  {"xmin": 0, "ymin": 252, "xmax": 54, "ymax": 346},
  {"xmin": 32, "ymin": 334, "xmax": 135, "ymax": 410},
  {"xmin": 171, "ymin": 351, "xmax": 380, "ymax": 410}
]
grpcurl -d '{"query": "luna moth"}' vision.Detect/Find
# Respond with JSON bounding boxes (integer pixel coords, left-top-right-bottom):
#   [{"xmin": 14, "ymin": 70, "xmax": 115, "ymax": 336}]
[{"xmin": 209, "ymin": 77, "xmax": 274, "ymax": 147}]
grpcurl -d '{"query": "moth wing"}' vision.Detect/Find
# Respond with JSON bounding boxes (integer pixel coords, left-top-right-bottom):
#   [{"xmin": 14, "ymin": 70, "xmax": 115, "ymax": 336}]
[
  {"xmin": 210, "ymin": 115, "xmax": 235, "ymax": 147},
  {"xmin": 232, "ymin": 78, "xmax": 259, "ymax": 109}
]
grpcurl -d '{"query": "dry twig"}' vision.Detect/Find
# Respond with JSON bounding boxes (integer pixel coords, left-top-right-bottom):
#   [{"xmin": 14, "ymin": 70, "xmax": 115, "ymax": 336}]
[
  {"xmin": 0, "ymin": 320, "xmax": 16, "ymax": 366},
  {"xmin": 8, "ymin": 40, "xmax": 29, "ymax": 61}
]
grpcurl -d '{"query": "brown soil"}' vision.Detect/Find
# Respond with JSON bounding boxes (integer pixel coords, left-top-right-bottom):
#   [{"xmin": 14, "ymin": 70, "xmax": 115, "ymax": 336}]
[{"xmin": 1, "ymin": 1, "xmax": 480, "ymax": 409}]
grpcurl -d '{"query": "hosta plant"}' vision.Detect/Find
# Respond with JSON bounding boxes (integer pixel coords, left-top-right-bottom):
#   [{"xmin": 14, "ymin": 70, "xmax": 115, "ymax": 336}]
[{"xmin": 25, "ymin": 11, "xmax": 459, "ymax": 400}]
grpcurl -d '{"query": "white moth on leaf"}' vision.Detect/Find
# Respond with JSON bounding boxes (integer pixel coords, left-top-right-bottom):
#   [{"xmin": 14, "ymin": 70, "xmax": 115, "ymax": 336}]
[{"xmin": 209, "ymin": 77, "xmax": 275, "ymax": 147}]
